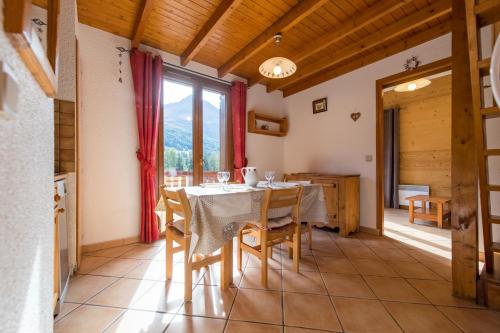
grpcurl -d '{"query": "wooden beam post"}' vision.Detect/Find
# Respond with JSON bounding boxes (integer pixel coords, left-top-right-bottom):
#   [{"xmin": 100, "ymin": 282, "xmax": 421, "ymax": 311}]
[
  {"xmin": 451, "ymin": 0, "xmax": 478, "ymax": 300},
  {"xmin": 217, "ymin": 0, "xmax": 328, "ymax": 78},
  {"xmin": 180, "ymin": 0, "xmax": 242, "ymax": 66},
  {"xmin": 131, "ymin": 0, "xmax": 155, "ymax": 49}
]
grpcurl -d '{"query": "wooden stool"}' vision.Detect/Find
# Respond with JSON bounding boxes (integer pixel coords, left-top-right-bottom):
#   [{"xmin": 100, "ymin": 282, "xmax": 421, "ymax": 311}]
[{"xmin": 406, "ymin": 195, "xmax": 451, "ymax": 228}]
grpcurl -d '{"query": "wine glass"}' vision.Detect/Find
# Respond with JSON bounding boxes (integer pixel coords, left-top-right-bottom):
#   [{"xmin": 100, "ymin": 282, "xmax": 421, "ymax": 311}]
[
  {"xmin": 217, "ymin": 171, "xmax": 225, "ymax": 186},
  {"xmin": 223, "ymin": 171, "xmax": 231, "ymax": 186},
  {"xmin": 265, "ymin": 170, "xmax": 275, "ymax": 187}
]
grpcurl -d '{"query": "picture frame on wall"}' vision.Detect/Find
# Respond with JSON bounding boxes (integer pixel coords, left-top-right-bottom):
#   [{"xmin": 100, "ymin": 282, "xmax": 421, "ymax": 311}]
[{"xmin": 312, "ymin": 97, "xmax": 327, "ymax": 114}]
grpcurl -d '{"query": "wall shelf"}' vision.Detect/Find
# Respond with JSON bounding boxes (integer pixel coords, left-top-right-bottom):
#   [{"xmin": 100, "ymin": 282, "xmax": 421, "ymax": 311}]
[{"xmin": 248, "ymin": 110, "xmax": 288, "ymax": 137}]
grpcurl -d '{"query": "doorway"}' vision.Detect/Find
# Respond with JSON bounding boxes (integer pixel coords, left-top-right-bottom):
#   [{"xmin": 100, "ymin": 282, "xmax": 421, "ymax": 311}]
[{"xmin": 376, "ymin": 58, "xmax": 453, "ymax": 259}]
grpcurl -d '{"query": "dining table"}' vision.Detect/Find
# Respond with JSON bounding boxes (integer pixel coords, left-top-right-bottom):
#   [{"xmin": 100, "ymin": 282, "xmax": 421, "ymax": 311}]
[{"xmin": 155, "ymin": 181, "xmax": 329, "ymax": 287}]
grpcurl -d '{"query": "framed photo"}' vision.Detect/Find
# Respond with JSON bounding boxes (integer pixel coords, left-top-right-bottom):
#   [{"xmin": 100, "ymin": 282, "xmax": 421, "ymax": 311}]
[{"xmin": 312, "ymin": 97, "xmax": 327, "ymax": 114}]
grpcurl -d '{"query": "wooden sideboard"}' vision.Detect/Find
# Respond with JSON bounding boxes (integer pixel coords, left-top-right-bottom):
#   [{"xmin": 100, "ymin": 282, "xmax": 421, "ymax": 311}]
[{"xmin": 284, "ymin": 173, "xmax": 360, "ymax": 236}]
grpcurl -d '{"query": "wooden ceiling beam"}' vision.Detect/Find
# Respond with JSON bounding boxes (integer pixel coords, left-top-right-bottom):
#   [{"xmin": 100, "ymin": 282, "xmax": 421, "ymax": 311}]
[
  {"xmin": 217, "ymin": 0, "xmax": 328, "ymax": 78},
  {"xmin": 131, "ymin": 0, "xmax": 155, "ymax": 49},
  {"xmin": 180, "ymin": 0, "xmax": 242, "ymax": 66},
  {"xmin": 282, "ymin": 21, "xmax": 451, "ymax": 97},
  {"xmin": 268, "ymin": 0, "xmax": 451, "ymax": 93},
  {"xmin": 248, "ymin": 0, "xmax": 413, "ymax": 87}
]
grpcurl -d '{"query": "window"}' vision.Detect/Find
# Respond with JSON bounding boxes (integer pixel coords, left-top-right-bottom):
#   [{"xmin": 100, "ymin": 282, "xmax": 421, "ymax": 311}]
[{"xmin": 160, "ymin": 67, "xmax": 231, "ymax": 186}]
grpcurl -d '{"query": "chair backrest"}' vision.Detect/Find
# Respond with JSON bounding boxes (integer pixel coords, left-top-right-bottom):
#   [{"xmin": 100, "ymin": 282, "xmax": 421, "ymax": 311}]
[
  {"xmin": 260, "ymin": 186, "xmax": 304, "ymax": 228},
  {"xmin": 159, "ymin": 185, "xmax": 192, "ymax": 235}
]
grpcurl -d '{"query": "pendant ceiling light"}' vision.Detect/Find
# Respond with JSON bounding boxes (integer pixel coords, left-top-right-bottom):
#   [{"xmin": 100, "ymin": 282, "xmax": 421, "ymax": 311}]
[
  {"xmin": 259, "ymin": 33, "xmax": 296, "ymax": 79},
  {"xmin": 394, "ymin": 78, "xmax": 431, "ymax": 92}
]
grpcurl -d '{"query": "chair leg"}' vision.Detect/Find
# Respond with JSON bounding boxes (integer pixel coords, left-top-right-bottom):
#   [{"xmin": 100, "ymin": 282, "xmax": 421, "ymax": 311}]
[
  {"xmin": 288, "ymin": 245, "xmax": 293, "ymax": 259},
  {"xmin": 307, "ymin": 223, "xmax": 313, "ymax": 250},
  {"xmin": 165, "ymin": 228, "xmax": 174, "ymax": 280},
  {"xmin": 268, "ymin": 246, "xmax": 273, "ymax": 259},
  {"xmin": 260, "ymin": 230, "xmax": 268, "ymax": 288},
  {"xmin": 237, "ymin": 229, "xmax": 243, "ymax": 271},
  {"xmin": 184, "ymin": 236, "xmax": 193, "ymax": 302},
  {"xmin": 293, "ymin": 224, "xmax": 300, "ymax": 272}
]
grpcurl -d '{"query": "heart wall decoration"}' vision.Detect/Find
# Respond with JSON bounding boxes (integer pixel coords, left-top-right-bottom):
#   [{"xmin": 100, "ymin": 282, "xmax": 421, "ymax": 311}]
[{"xmin": 350, "ymin": 112, "xmax": 361, "ymax": 122}]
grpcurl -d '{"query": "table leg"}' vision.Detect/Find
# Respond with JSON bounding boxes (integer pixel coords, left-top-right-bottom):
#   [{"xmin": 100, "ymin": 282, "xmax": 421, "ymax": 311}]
[
  {"xmin": 409, "ymin": 200, "xmax": 414, "ymax": 223},
  {"xmin": 422, "ymin": 201, "xmax": 427, "ymax": 213},
  {"xmin": 437, "ymin": 203, "xmax": 443, "ymax": 229},
  {"xmin": 221, "ymin": 239, "xmax": 233, "ymax": 289}
]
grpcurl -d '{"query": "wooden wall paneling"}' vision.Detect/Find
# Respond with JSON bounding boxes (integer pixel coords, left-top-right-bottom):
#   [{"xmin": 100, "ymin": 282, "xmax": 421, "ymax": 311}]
[
  {"xmin": 451, "ymin": 0, "xmax": 478, "ymax": 300},
  {"xmin": 217, "ymin": 0, "xmax": 328, "ymax": 78},
  {"xmin": 268, "ymin": 0, "xmax": 452, "ymax": 93},
  {"xmin": 180, "ymin": 0, "xmax": 243, "ymax": 66},
  {"xmin": 247, "ymin": 0, "xmax": 411, "ymax": 87},
  {"xmin": 283, "ymin": 23, "xmax": 452, "ymax": 97}
]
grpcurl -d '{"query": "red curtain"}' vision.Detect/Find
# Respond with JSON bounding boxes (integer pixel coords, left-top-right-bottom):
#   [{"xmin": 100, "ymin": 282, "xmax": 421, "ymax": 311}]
[
  {"xmin": 130, "ymin": 49, "xmax": 163, "ymax": 243},
  {"xmin": 231, "ymin": 81, "xmax": 247, "ymax": 183}
]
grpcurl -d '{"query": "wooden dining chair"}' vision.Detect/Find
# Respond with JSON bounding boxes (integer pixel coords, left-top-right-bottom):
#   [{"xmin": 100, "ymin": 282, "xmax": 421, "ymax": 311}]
[
  {"xmin": 237, "ymin": 186, "xmax": 304, "ymax": 287},
  {"xmin": 160, "ymin": 185, "xmax": 228, "ymax": 301},
  {"xmin": 282, "ymin": 174, "xmax": 314, "ymax": 252}
]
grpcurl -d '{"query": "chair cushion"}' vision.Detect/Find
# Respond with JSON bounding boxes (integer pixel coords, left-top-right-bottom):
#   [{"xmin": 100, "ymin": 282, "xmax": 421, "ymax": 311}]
[{"xmin": 267, "ymin": 216, "xmax": 293, "ymax": 229}]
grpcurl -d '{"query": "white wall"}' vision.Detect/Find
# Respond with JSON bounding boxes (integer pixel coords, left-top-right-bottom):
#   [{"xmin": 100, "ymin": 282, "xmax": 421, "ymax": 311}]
[
  {"xmin": 247, "ymin": 84, "xmax": 285, "ymax": 181},
  {"xmin": 77, "ymin": 23, "xmax": 285, "ymax": 245},
  {"xmin": 283, "ymin": 34, "xmax": 452, "ymax": 230},
  {"xmin": 0, "ymin": 1, "xmax": 54, "ymax": 331}
]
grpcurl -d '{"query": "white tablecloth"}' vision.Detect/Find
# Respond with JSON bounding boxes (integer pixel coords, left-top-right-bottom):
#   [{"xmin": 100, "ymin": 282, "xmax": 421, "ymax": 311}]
[{"xmin": 155, "ymin": 182, "xmax": 328, "ymax": 255}]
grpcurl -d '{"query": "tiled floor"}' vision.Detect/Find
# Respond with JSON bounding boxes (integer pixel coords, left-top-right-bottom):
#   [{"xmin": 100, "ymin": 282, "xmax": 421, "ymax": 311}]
[{"xmin": 54, "ymin": 228, "xmax": 500, "ymax": 333}]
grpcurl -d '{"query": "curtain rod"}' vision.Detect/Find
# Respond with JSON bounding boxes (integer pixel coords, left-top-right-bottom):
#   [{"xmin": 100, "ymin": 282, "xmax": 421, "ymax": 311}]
[{"xmin": 162, "ymin": 62, "xmax": 233, "ymax": 86}]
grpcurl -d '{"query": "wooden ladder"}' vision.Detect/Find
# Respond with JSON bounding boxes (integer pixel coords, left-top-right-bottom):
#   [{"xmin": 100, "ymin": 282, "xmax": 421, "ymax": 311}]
[{"xmin": 465, "ymin": 0, "xmax": 500, "ymax": 273}]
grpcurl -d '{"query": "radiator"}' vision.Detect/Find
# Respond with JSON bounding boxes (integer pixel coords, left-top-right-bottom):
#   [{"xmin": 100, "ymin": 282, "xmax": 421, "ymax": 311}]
[{"xmin": 398, "ymin": 185, "xmax": 430, "ymax": 208}]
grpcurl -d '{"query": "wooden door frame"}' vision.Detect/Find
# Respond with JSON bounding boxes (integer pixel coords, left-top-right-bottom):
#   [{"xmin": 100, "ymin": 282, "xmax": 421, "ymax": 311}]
[
  {"xmin": 158, "ymin": 66, "xmax": 233, "ymax": 186},
  {"xmin": 375, "ymin": 57, "xmax": 452, "ymax": 235}
]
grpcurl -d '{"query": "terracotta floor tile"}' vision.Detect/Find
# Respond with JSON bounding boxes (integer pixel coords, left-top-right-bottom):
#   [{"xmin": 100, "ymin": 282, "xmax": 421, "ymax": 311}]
[
  {"xmin": 120, "ymin": 245, "xmax": 163, "ymax": 260},
  {"xmin": 408, "ymin": 279, "xmax": 482, "ymax": 308},
  {"xmin": 240, "ymin": 267, "xmax": 282, "ymax": 291},
  {"xmin": 130, "ymin": 281, "xmax": 185, "ymax": 313},
  {"xmin": 312, "ymin": 242, "xmax": 345, "ymax": 257},
  {"xmin": 364, "ymin": 275, "xmax": 428, "ymax": 303},
  {"xmin": 104, "ymin": 309, "xmax": 173, "ymax": 333},
  {"xmin": 284, "ymin": 327, "xmax": 332, "ymax": 333},
  {"xmin": 322, "ymin": 273, "xmax": 376, "ymax": 299},
  {"xmin": 351, "ymin": 258, "xmax": 399, "ymax": 277},
  {"xmin": 283, "ymin": 292, "xmax": 342, "ymax": 331},
  {"xmin": 334, "ymin": 237, "xmax": 364, "ymax": 249},
  {"xmin": 54, "ymin": 302, "xmax": 81, "ymax": 322},
  {"xmin": 371, "ymin": 248, "xmax": 417, "ymax": 262},
  {"xmin": 229, "ymin": 289, "xmax": 282, "ymax": 325},
  {"xmin": 200, "ymin": 265, "xmax": 243, "ymax": 287},
  {"xmin": 283, "ymin": 270, "xmax": 327, "ymax": 294},
  {"xmin": 282, "ymin": 255, "xmax": 319, "ymax": 272},
  {"xmin": 87, "ymin": 278, "xmax": 155, "ymax": 308},
  {"xmin": 361, "ymin": 238, "xmax": 398, "ymax": 249},
  {"xmin": 332, "ymin": 297, "xmax": 402, "ymax": 333},
  {"xmin": 77, "ymin": 256, "xmax": 113, "ymax": 274},
  {"xmin": 168, "ymin": 263, "xmax": 206, "ymax": 284},
  {"xmin": 54, "ymin": 305, "xmax": 123, "ymax": 333},
  {"xmin": 246, "ymin": 253, "xmax": 282, "ymax": 270},
  {"xmin": 342, "ymin": 246, "xmax": 378, "ymax": 260},
  {"xmin": 383, "ymin": 302, "xmax": 461, "ymax": 333},
  {"xmin": 389, "ymin": 261, "xmax": 443, "ymax": 280},
  {"xmin": 438, "ymin": 306, "xmax": 500, "ymax": 332},
  {"xmin": 125, "ymin": 260, "xmax": 167, "ymax": 280},
  {"xmin": 422, "ymin": 262, "xmax": 452, "ymax": 281},
  {"xmin": 179, "ymin": 285, "xmax": 236, "ymax": 318},
  {"xmin": 86, "ymin": 244, "xmax": 138, "ymax": 258},
  {"xmin": 225, "ymin": 321, "xmax": 282, "ymax": 333},
  {"xmin": 315, "ymin": 257, "xmax": 358, "ymax": 274},
  {"xmin": 165, "ymin": 315, "xmax": 226, "ymax": 333},
  {"xmin": 65, "ymin": 275, "xmax": 118, "ymax": 303},
  {"xmin": 88, "ymin": 258, "xmax": 142, "ymax": 277}
]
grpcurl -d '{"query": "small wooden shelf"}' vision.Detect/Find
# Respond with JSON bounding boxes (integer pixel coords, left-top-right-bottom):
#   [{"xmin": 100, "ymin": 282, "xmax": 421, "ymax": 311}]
[{"xmin": 248, "ymin": 110, "xmax": 288, "ymax": 137}]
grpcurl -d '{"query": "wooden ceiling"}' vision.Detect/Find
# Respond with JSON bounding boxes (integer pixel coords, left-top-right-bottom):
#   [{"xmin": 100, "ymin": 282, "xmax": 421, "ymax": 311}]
[{"xmin": 76, "ymin": 0, "xmax": 452, "ymax": 96}]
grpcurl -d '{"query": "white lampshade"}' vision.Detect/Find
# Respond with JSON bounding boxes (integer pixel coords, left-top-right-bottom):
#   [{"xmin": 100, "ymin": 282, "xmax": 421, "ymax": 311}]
[
  {"xmin": 394, "ymin": 78, "xmax": 431, "ymax": 92},
  {"xmin": 259, "ymin": 57, "xmax": 297, "ymax": 79}
]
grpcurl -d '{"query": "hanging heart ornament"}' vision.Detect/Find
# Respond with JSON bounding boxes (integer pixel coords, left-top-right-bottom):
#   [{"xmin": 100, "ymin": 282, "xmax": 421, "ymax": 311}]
[{"xmin": 350, "ymin": 112, "xmax": 361, "ymax": 121}]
